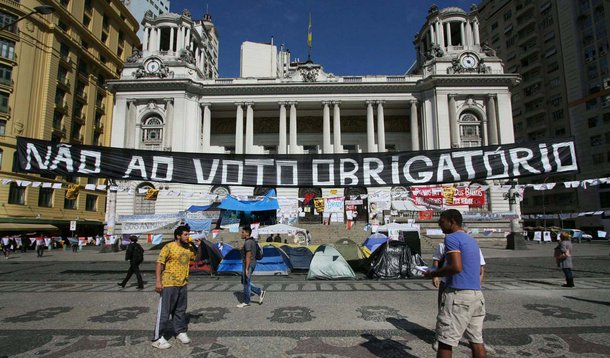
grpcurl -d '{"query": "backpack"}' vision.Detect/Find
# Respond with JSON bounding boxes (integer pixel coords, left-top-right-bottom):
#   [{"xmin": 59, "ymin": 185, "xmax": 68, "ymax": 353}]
[{"xmin": 249, "ymin": 238, "xmax": 264, "ymax": 260}]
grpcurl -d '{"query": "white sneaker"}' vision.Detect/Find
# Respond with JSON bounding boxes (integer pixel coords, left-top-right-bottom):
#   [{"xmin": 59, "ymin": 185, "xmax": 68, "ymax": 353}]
[
  {"xmin": 176, "ymin": 332, "xmax": 191, "ymax": 344},
  {"xmin": 259, "ymin": 290, "xmax": 266, "ymax": 305},
  {"xmin": 152, "ymin": 337, "xmax": 171, "ymax": 349},
  {"xmin": 236, "ymin": 303, "xmax": 250, "ymax": 308}
]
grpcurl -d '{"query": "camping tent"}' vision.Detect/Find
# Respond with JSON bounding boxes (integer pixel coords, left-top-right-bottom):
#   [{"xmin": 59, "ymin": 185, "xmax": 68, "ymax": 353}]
[
  {"xmin": 367, "ymin": 241, "xmax": 425, "ymax": 279},
  {"xmin": 215, "ymin": 242, "xmax": 234, "ymax": 257},
  {"xmin": 216, "ymin": 248, "xmax": 243, "ymax": 275},
  {"xmin": 280, "ymin": 245, "xmax": 314, "ymax": 270},
  {"xmin": 254, "ymin": 245, "xmax": 292, "ymax": 275},
  {"xmin": 362, "ymin": 233, "xmax": 389, "ymax": 254},
  {"xmin": 333, "ymin": 238, "xmax": 370, "ymax": 272},
  {"xmin": 216, "ymin": 245, "xmax": 292, "ymax": 276},
  {"xmin": 307, "ymin": 245, "xmax": 356, "ymax": 280},
  {"xmin": 374, "ymin": 224, "xmax": 421, "ymax": 255},
  {"xmin": 190, "ymin": 239, "xmax": 223, "ymax": 274}
]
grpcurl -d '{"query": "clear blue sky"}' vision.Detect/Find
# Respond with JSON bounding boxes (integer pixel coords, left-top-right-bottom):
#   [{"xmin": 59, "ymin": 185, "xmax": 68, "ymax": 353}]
[{"xmin": 170, "ymin": 0, "xmax": 473, "ymax": 78}]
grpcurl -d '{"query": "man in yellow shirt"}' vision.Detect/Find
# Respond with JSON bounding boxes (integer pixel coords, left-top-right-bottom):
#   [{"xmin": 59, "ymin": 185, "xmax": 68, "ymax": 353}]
[{"xmin": 152, "ymin": 225, "xmax": 197, "ymax": 349}]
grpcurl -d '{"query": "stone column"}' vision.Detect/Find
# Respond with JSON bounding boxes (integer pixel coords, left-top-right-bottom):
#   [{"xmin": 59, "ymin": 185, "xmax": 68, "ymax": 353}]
[
  {"xmin": 245, "ymin": 102, "xmax": 254, "ymax": 153},
  {"xmin": 446, "ymin": 22, "xmax": 452, "ymax": 47},
  {"xmin": 366, "ymin": 100, "xmax": 375, "ymax": 152},
  {"xmin": 429, "ymin": 25, "xmax": 436, "ymax": 45},
  {"xmin": 156, "ymin": 28, "xmax": 161, "ymax": 51},
  {"xmin": 177, "ymin": 27, "xmax": 183, "ymax": 50},
  {"xmin": 126, "ymin": 99, "xmax": 137, "ymax": 148},
  {"xmin": 235, "ymin": 103, "xmax": 244, "ymax": 154},
  {"xmin": 322, "ymin": 101, "xmax": 332, "ymax": 153},
  {"xmin": 164, "ymin": 98, "xmax": 173, "ymax": 150},
  {"xmin": 465, "ymin": 20, "xmax": 472, "ymax": 47},
  {"xmin": 376, "ymin": 101, "xmax": 386, "ymax": 152},
  {"xmin": 278, "ymin": 102, "xmax": 287, "ymax": 154},
  {"xmin": 142, "ymin": 28, "xmax": 149, "ymax": 52},
  {"xmin": 473, "ymin": 20, "xmax": 480, "ymax": 46},
  {"xmin": 449, "ymin": 95, "xmax": 459, "ymax": 148},
  {"xmin": 201, "ymin": 102, "xmax": 211, "ymax": 150},
  {"xmin": 460, "ymin": 22, "xmax": 465, "ymax": 46},
  {"xmin": 437, "ymin": 21, "xmax": 445, "ymax": 48},
  {"xmin": 169, "ymin": 27, "xmax": 175, "ymax": 52},
  {"xmin": 289, "ymin": 102, "xmax": 298, "ymax": 154},
  {"xmin": 332, "ymin": 101, "xmax": 342, "ymax": 153},
  {"xmin": 481, "ymin": 117, "xmax": 488, "ymax": 146},
  {"xmin": 487, "ymin": 95, "xmax": 499, "ymax": 145},
  {"xmin": 410, "ymin": 101, "xmax": 420, "ymax": 151},
  {"xmin": 185, "ymin": 28, "xmax": 191, "ymax": 49}
]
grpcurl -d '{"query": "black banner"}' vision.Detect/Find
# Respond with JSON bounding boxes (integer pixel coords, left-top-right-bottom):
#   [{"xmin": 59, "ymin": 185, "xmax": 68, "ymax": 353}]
[{"xmin": 15, "ymin": 137, "xmax": 579, "ymax": 188}]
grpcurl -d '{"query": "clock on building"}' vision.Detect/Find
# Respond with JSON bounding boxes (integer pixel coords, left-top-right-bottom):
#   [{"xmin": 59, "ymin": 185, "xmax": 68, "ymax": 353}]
[
  {"xmin": 145, "ymin": 59, "xmax": 161, "ymax": 73},
  {"xmin": 460, "ymin": 53, "xmax": 479, "ymax": 69}
]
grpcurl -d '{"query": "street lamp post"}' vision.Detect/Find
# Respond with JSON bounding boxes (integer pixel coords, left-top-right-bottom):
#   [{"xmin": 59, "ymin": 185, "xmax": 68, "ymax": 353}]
[{"xmin": 0, "ymin": 5, "xmax": 55, "ymax": 32}]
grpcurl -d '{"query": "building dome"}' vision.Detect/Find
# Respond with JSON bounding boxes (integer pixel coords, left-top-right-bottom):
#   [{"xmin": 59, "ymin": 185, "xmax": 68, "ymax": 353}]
[{"xmin": 440, "ymin": 7, "xmax": 467, "ymax": 15}]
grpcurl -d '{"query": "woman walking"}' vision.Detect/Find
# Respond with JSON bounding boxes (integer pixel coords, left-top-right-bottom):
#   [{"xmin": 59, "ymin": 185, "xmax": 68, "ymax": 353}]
[{"xmin": 556, "ymin": 232, "xmax": 574, "ymax": 287}]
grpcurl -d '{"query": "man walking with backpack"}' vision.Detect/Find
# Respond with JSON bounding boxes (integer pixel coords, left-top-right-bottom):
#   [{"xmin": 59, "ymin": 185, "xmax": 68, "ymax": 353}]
[
  {"xmin": 118, "ymin": 235, "xmax": 144, "ymax": 289},
  {"xmin": 237, "ymin": 225, "xmax": 266, "ymax": 308}
]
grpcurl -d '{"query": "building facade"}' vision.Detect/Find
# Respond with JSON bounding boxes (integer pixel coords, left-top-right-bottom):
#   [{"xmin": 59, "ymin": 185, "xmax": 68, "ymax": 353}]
[
  {"xmin": 106, "ymin": 6, "xmax": 521, "ymax": 233},
  {"xmin": 0, "ymin": 0, "xmax": 139, "ymax": 235},
  {"xmin": 478, "ymin": 0, "xmax": 610, "ymax": 232}
]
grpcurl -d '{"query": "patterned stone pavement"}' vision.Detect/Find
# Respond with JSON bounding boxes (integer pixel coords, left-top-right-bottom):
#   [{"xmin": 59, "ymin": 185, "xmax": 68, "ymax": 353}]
[{"xmin": 0, "ymin": 243, "xmax": 609, "ymax": 357}]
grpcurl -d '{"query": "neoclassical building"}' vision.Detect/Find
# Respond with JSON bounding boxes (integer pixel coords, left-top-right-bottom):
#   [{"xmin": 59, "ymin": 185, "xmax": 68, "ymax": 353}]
[{"xmin": 106, "ymin": 6, "xmax": 521, "ymax": 230}]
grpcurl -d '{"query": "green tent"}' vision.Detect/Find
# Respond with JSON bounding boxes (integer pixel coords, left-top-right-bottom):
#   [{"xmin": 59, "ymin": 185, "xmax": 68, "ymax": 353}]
[
  {"xmin": 333, "ymin": 238, "xmax": 370, "ymax": 273},
  {"xmin": 307, "ymin": 245, "xmax": 356, "ymax": 280}
]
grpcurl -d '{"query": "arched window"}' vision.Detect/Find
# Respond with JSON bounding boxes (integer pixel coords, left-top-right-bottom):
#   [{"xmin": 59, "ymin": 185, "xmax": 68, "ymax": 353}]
[
  {"xmin": 459, "ymin": 112, "xmax": 482, "ymax": 148},
  {"xmin": 134, "ymin": 182, "xmax": 156, "ymax": 214},
  {"xmin": 141, "ymin": 116, "xmax": 164, "ymax": 150}
]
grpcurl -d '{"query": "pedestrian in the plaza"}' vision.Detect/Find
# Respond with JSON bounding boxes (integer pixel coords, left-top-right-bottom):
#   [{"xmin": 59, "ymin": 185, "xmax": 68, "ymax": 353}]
[
  {"xmin": 118, "ymin": 235, "xmax": 144, "ymax": 289},
  {"xmin": 20, "ymin": 233, "xmax": 28, "ymax": 253},
  {"xmin": 237, "ymin": 225, "xmax": 266, "ymax": 308},
  {"xmin": 556, "ymin": 231, "xmax": 574, "ymax": 287},
  {"xmin": 36, "ymin": 238, "xmax": 45, "ymax": 257},
  {"xmin": 152, "ymin": 225, "xmax": 197, "ymax": 350},
  {"xmin": 424, "ymin": 209, "xmax": 486, "ymax": 358},
  {"xmin": 1, "ymin": 236, "xmax": 11, "ymax": 259},
  {"xmin": 71, "ymin": 238, "xmax": 79, "ymax": 253}
]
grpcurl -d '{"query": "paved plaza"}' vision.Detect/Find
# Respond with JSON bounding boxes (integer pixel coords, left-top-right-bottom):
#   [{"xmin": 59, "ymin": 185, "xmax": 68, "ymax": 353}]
[{"xmin": 1, "ymin": 241, "xmax": 610, "ymax": 357}]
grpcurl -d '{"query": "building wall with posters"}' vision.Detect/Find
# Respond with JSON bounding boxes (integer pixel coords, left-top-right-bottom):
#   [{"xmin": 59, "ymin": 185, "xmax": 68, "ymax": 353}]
[
  {"xmin": 0, "ymin": 0, "xmax": 139, "ymax": 236},
  {"xmin": 106, "ymin": 6, "xmax": 522, "ymax": 232}
]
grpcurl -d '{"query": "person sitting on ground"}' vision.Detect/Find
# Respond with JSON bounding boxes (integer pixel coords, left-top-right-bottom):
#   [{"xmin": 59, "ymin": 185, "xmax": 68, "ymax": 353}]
[
  {"xmin": 273, "ymin": 234, "xmax": 282, "ymax": 243},
  {"xmin": 266, "ymin": 234, "xmax": 274, "ymax": 243}
]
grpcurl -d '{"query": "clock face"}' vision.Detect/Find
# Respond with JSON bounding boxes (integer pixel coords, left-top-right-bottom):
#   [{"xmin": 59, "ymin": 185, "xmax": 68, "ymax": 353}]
[
  {"xmin": 460, "ymin": 54, "xmax": 478, "ymax": 69},
  {"xmin": 145, "ymin": 60, "xmax": 160, "ymax": 73}
]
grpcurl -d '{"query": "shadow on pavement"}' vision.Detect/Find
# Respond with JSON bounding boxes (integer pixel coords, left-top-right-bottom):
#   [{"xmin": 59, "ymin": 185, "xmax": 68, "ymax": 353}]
[
  {"xmin": 564, "ymin": 296, "xmax": 610, "ymax": 306},
  {"xmin": 360, "ymin": 332, "xmax": 416, "ymax": 358}
]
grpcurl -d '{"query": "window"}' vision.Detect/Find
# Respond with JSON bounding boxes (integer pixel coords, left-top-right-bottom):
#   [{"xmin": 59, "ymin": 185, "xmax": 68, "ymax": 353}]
[
  {"xmin": 134, "ymin": 183, "xmax": 155, "ymax": 214},
  {"xmin": 0, "ymin": 38, "xmax": 15, "ymax": 61},
  {"xmin": 38, "ymin": 188, "xmax": 53, "ymax": 207},
  {"xmin": 0, "ymin": 11, "xmax": 17, "ymax": 33},
  {"xmin": 64, "ymin": 194, "xmax": 77, "ymax": 209},
  {"xmin": 0, "ymin": 148, "xmax": 2, "ymax": 170},
  {"xmin": 606, "ymin": 132, "xmax": 610, "ymax": 144},
  {"xmin": 588, "ymin": 117, "xmax": 600, "ymax": 128},
  {"xmin": 8, "ymin": 182, "xmax": 25, "ymax": 205},
  {"xmin": 0, "ymin": 64, "xmax": 12, "ymax": 86},
  {"xmin": 552, "ymin": 109, "xmax": 564, "ymax": 121},
  {"xmin": 86, "ymin": 194, "xmax": 97, "ymax": 211},
  {"xmin": 0, "ymin": 119, "xmax": 6, "ymax": 135},
  {"xmin": 503, "ymin": 10, "xmax": 512, "ymax": 21},
  {"xmin": 55, "ymin": 88, "xmax": 66, "ymax": 106},
  {"xmin": 591, "ymin": 135, "xmax": 603, "ymax": 146},
  {"xmin": 0, "ymin": 92, "xmax": 8, "ymax": 113},
  {"xmin": 459, "ymin": 113, "xmax": 481, "ymax": 147},
  {"xmin": 141, "ymin": 116, "xmax": 164, "ymax": 149}
]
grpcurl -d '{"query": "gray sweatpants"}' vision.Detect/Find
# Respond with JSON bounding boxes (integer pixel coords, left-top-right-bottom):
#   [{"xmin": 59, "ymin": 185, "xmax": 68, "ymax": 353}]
[{"xmin": 153, "ymin": 285, "xmax": 188, "ymax": 340}]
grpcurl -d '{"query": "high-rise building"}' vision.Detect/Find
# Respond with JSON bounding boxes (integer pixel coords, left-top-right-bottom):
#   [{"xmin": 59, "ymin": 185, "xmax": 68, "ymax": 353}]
[
  {"xmin": 0, "ymin": 0, "xmax": 139, "ymax": 235},
  {"xmin": 121, "ymin": 0, "xmax": 170, "ymax": 37},
  {"xmin": 478, "ymin": 0, "xmax": 610, "ymax": 233}
]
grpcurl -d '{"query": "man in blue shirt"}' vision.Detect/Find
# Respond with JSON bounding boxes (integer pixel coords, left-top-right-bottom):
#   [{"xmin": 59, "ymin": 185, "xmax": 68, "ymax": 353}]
[{"xmin": 425, "ymin": 209, "xmax": 486, "ymax": 358}]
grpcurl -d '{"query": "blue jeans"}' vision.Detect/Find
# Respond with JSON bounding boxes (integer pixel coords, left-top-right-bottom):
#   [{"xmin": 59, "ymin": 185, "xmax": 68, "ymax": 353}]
[{"xmin": 242, "ymin": 265, "xmax": 261, "ymax": 304}]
